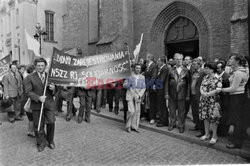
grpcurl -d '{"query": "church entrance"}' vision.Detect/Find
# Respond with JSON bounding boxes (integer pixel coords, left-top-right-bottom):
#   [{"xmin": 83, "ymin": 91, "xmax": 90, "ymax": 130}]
[{"xmin": 165, "ymin": 17, "xmax": 199, "ymax": 59}]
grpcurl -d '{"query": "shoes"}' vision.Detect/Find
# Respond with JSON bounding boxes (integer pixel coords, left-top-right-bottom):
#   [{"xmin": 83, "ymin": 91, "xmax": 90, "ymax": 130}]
[
  {"xmin": 126, "ymin": 128, "xmax": 131, "ymax": 133},
  {"xmin": 168, "ymin": 125, "xmax": 174, "ymax": 131},
  {"xmin": 9, "ymin": 119, "xmax": 15, "ymax": 123},
  {"xmin": 149, "ymin": 119, "xmax": 155, "ymax": 125},
  {"xmin": 96, "ymin": 109, "xmax": 101, "ymax": 113},
  {"xmin": 195, "ymin": 132, "xmax": 204, "ymax": 137},
  {"xmin": 66, "ymin": 115, "xmax": 71, "ymax": 121},
  {"xmin": 37, "ymin": 145, "xmax": 45, "ymax": 152},
  {"xmin": 78, "ymin": 116, "xmax": 83, "ymax": 123},
  {"xmin": 131, "ymin": 128, "xmax": 140, "ymax": 133},
  {"xmin": 15, "ymin": 116, "xmax": 23, "ymax": 121},
  {"xmin": 226, "ymin": 143, "xmax": 241, "ymax": 149},
  {"xmin": 85, "ymin": 118, "xmax": 90, "ymax": 123},
  {"xmin": 189, "ymin": 127, "xmax": 199, "ymax": 131},
  {"xmin": 200, "ymin": 135, "xmax": 210, "ymax": 141},
  {"xmin": 156, "ymin": 123, "xmax": 168, "ymax": 127},
  {"xmin": 48, "ymin": 142, "xmax": 55, "ymax": 149},
  {"xmin": 209, "ymin": 138, "xmax": 218, "ymax": 144},
  {"xmin": 114, "ymin": 109, "xmax": 119, "ymax": 115},
  {"xmin": 179, "ymin": 128, "xmax": 185, "ymax": 133},
  {"xmin": 27, "ymin": 133, "xmax": 36, "ymax": 138}
]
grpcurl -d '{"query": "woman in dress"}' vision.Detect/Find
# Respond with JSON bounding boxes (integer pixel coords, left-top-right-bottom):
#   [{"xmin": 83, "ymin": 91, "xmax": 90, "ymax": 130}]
[
  {"xmin": 219, "ymin": 54, "xmax": 249, "ymax": 149},
  {"xmin": 199, "ymin": 62, "xmax": 222, "ymax": 144}
]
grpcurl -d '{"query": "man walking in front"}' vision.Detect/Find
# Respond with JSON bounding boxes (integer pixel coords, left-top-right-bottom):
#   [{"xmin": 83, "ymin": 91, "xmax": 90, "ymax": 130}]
[
  {"xmin": 25, "ymin": 58, "xmax": 56, "ymax": 152},
  {"xmin": 166, "ymin": 53, "xmax": 190, "ymax": 133},
  {"xmin": 2, "ymin": 63, "xmax": 23, "ymax": 123}
]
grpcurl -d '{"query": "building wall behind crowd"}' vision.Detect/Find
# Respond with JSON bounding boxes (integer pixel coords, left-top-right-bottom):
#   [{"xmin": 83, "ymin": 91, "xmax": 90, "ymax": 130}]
[
  {"xmin": 0, "ymin": 0, "xmax": 66, "ymax": 64},
  {"xmin": 61, "ymin": 0, "xmax": 246, "ymax": 61},
  {"xmin": 230, "ymin": 0, "xmax": 249, "ymax": 58}
]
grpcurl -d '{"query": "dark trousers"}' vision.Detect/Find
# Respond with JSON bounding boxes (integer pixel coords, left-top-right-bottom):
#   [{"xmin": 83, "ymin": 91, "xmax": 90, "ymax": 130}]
[
  {"xmin": 148, "ymin": 90, "xmax": 157, "ymax": 120},
  {"xmin": 101, "ymin": 89, "xmax": 107, "ymax": 107},
  {"xmin": 8, "ymin": 96, "xmax": 21, "ymax": 120},
  {"xmin": 107, "ymin": 89, "xmax": 120, "ymax": 111},
  {"xmin": 185, "ymin": 99, "xmax": 190, "ymax": 117},
  {"xmin": 78, "ymin": 89, "xmax": 92, "ymax": 122},
  {"xmin": 191, "ymin": 94, "xmax": 203, "ymax": 130},
  {"xmin": 32, "ymin": 109, "xmax": 55, "ymax": 147},
  {"xmin": 122, "ymin": 89, "xmax": 128, "ymax": 123},
  {"xmin": 93, "ymin": 89, "xmax": 102, "ymax": 111},
  {"xmin": 169, "ymin": 98, "xmax": 186, "ymax": 128},
  {"xmin": 55, "ymin": 88, "xmax": 76, "ymax": 116},
  {"xmin": 218, "ymin": 94, "xmax": 230, "ymax": 136},
  {"xmin": 157, "ymin": 92, "xmax": 169, "ymax": 125},
  {"xmin": 20, "ymin": 94, "xmax": 27, "ymax": 116},
  {"xmin": 228, "ymin": 94, "xmax": 247, "ymax": 147}
]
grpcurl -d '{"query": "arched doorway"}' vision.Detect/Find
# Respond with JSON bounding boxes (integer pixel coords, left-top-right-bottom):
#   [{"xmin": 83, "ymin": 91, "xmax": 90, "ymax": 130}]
[
  {"xmin": 150, "ymin": 1, "xmax": 210, "ymax": 60},
  {"xmin": 165, "ymin": 17, "xmax": 199, "ymax": 59}
]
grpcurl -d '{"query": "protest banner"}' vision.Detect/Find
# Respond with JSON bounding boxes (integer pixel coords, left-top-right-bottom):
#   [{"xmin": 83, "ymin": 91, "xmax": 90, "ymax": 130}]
[
  {"xmin": 0, "ymin": 55, "xmax": 11, "ymax": 80},
  {"xmin": 48, "ymin": 48, "xmax": 132, "ymax": 88}
]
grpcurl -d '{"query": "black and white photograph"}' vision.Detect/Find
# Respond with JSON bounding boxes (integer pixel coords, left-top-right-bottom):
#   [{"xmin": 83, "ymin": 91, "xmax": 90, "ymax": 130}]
[{"xmin": 0, "ymin": 0, "xmax": 250, "ymax": 165}]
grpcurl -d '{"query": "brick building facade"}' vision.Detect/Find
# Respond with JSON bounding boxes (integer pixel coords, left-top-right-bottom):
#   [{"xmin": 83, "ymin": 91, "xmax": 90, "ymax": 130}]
[{"xmin": 62, "ymin": 0, "xmax": 249, "ymax": 61}]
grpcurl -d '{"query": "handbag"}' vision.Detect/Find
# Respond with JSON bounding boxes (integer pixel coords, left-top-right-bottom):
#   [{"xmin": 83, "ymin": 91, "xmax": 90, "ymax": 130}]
[
  {"xmin": 24, "ymin": 98, "xmax": 31, "ymax": 113},
  {"xmin": 0, "ymin": 98, "xmax": 13, "ymax": 113}
]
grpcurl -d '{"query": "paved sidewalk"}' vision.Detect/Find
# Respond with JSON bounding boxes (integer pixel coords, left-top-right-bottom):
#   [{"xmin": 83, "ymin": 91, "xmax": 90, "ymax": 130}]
[
  {"xmin": 72, "ymin": 99, "xmax": 250, "ymax": 159},
  {"xmin": 0, "ymin": 110, "xmax": 248, "ymax": 165}
]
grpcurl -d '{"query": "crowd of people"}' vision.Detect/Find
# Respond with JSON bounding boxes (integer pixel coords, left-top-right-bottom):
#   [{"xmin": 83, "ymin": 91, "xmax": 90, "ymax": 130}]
[{"xmin": 0, "ymin": 52, "xmax": 249, "ymax": 152}]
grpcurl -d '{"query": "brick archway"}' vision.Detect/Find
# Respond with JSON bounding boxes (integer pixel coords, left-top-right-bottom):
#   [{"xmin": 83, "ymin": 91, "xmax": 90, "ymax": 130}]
[{"xmin": 150, "ymin": 1, "xmax": 210, "ymax": 59}]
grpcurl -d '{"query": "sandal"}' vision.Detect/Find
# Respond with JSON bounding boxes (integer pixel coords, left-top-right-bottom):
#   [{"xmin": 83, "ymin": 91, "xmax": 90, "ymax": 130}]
[{"xmin": 200, "ymin": 135, "xmax": 210, "ymax": 141}]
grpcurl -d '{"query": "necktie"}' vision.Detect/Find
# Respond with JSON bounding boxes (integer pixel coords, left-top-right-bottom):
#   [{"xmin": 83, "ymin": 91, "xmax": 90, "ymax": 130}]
[
  {"xmin": 13, "ymin": 72, "xmax": 18, "ymax": 85},
  {"xmin": 40, "ymin": 73, "xmax": 45, "ymax": 84}
]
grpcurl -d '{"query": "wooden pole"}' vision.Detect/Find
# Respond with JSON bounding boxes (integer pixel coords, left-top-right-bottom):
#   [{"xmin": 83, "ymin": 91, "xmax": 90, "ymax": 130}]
[{"xmin": 37, "ymin": 72, "xmax": 49, "ymax": 131}]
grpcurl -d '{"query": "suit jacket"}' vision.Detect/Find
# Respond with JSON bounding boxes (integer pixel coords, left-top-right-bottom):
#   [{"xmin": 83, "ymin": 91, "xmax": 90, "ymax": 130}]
[
  {"xmin": 125, "ymin": 73, "xmax": 146, "ymax": 101},
  {"xmin": 25, "ymin": 72, "xmax": 56, "ymax": 111},
  {"xmin": 195, "ymin": 68, "xmax": 207, "ymax": 96},
  {"xmin": 77, "ymin": 87, "xmax": 93, "ymax": 97},
  {"xmin": 143, "ymin": 62, "xmax": 158, "ymax": 91},
  {"xmin": 166, "ymin": 66, "xmax": 190, "ymax": 100},
  {"xmin": 156, "ymin": 65, "xmax": 169, "ymax": 96},
  {"xmin": 2, "ymin": 71, "xmax": 23, "ymax": 98}
]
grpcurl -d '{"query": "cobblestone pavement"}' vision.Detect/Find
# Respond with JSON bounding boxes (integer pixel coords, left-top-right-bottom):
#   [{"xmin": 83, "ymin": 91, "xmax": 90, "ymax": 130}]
[{"xmin": 0, "ymin": 111, "xmax": 248, "ymax": 166}]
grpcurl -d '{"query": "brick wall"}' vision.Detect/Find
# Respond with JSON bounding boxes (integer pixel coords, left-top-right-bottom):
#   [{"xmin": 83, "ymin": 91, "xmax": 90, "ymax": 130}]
[
  {"xmin": 62, "ymin": 0, "xmax": 247, "ymax": 61},
  {"xmin": 230, "ymin": 0, "xmax": 248, "ymax": 58},
  {"xmin": 134, "ymin": 0, "xmax": 232, "ymax": 61},
  {"xmin": 62, "ymin": 0, "xmax": 89, "ymax": 56}
]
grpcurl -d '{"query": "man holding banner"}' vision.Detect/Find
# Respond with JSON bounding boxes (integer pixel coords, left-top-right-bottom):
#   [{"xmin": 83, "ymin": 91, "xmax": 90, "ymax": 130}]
[{"xmin": 25, "ymin": 58, "xmax": 56, "ymax": 152}]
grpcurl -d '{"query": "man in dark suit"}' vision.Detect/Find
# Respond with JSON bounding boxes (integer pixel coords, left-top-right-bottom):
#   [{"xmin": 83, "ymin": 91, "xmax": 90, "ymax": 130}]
[
  {"xmin": 165, "ymin": 53, "xmax": 190, "ymax": 133},
  {"xmin": 143, "ymin": 53, "xmax": 158, "ymax": 124},
  {"xmin": 183, "ymin": 56, "xmax": 192, "ymax": 118},
  {"xmin": 25, "ymin": 58, "xmax": 56, "ymax": 152},
  {"xmin": 190, "ymin": 59, "xmax": 206, "ymax": 137},
  {"xmin": 76, "ymin": 87, "xmax": 93, "ymax": 123},
  {"xmin": 216, "ymin": 61, "xmax": 230, "ymax": 137},
  {"xmin": 156, "ymin": 56, "xmax": 169, "ymax": 127},
  {"xmin": 2, "ymin": 63, "xmax": 23, "ymax": 123}
]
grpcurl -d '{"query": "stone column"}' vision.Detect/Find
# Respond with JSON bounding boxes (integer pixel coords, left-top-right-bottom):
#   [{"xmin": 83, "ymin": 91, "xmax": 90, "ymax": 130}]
[{"xmin": 231, "ymin": 0, "xmax": 248, "ymax": 57}]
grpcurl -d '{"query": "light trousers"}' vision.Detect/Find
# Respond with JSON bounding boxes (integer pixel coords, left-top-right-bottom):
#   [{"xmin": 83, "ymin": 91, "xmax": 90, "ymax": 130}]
[{"xmin": 126, "ymin": 99, "xmax": 141, "ymax": 130}]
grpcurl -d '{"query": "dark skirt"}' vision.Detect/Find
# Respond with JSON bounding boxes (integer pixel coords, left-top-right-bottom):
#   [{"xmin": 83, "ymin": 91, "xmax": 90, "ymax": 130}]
[{"xmin": 227, "ymin": 93, "xmax": 247, "ymax": 126}]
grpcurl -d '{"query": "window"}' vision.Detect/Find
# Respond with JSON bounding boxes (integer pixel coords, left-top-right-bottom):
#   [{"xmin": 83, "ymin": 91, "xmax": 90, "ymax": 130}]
[{"xmin": 45, "ymin": 10, "xmax": 54, "ymax": 41}]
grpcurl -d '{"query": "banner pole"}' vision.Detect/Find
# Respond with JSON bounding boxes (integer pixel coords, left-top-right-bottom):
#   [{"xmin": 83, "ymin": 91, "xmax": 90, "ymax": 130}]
[{"xmin": 37, "ymin": 72, "xmax": 49, "ymax": 131}]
